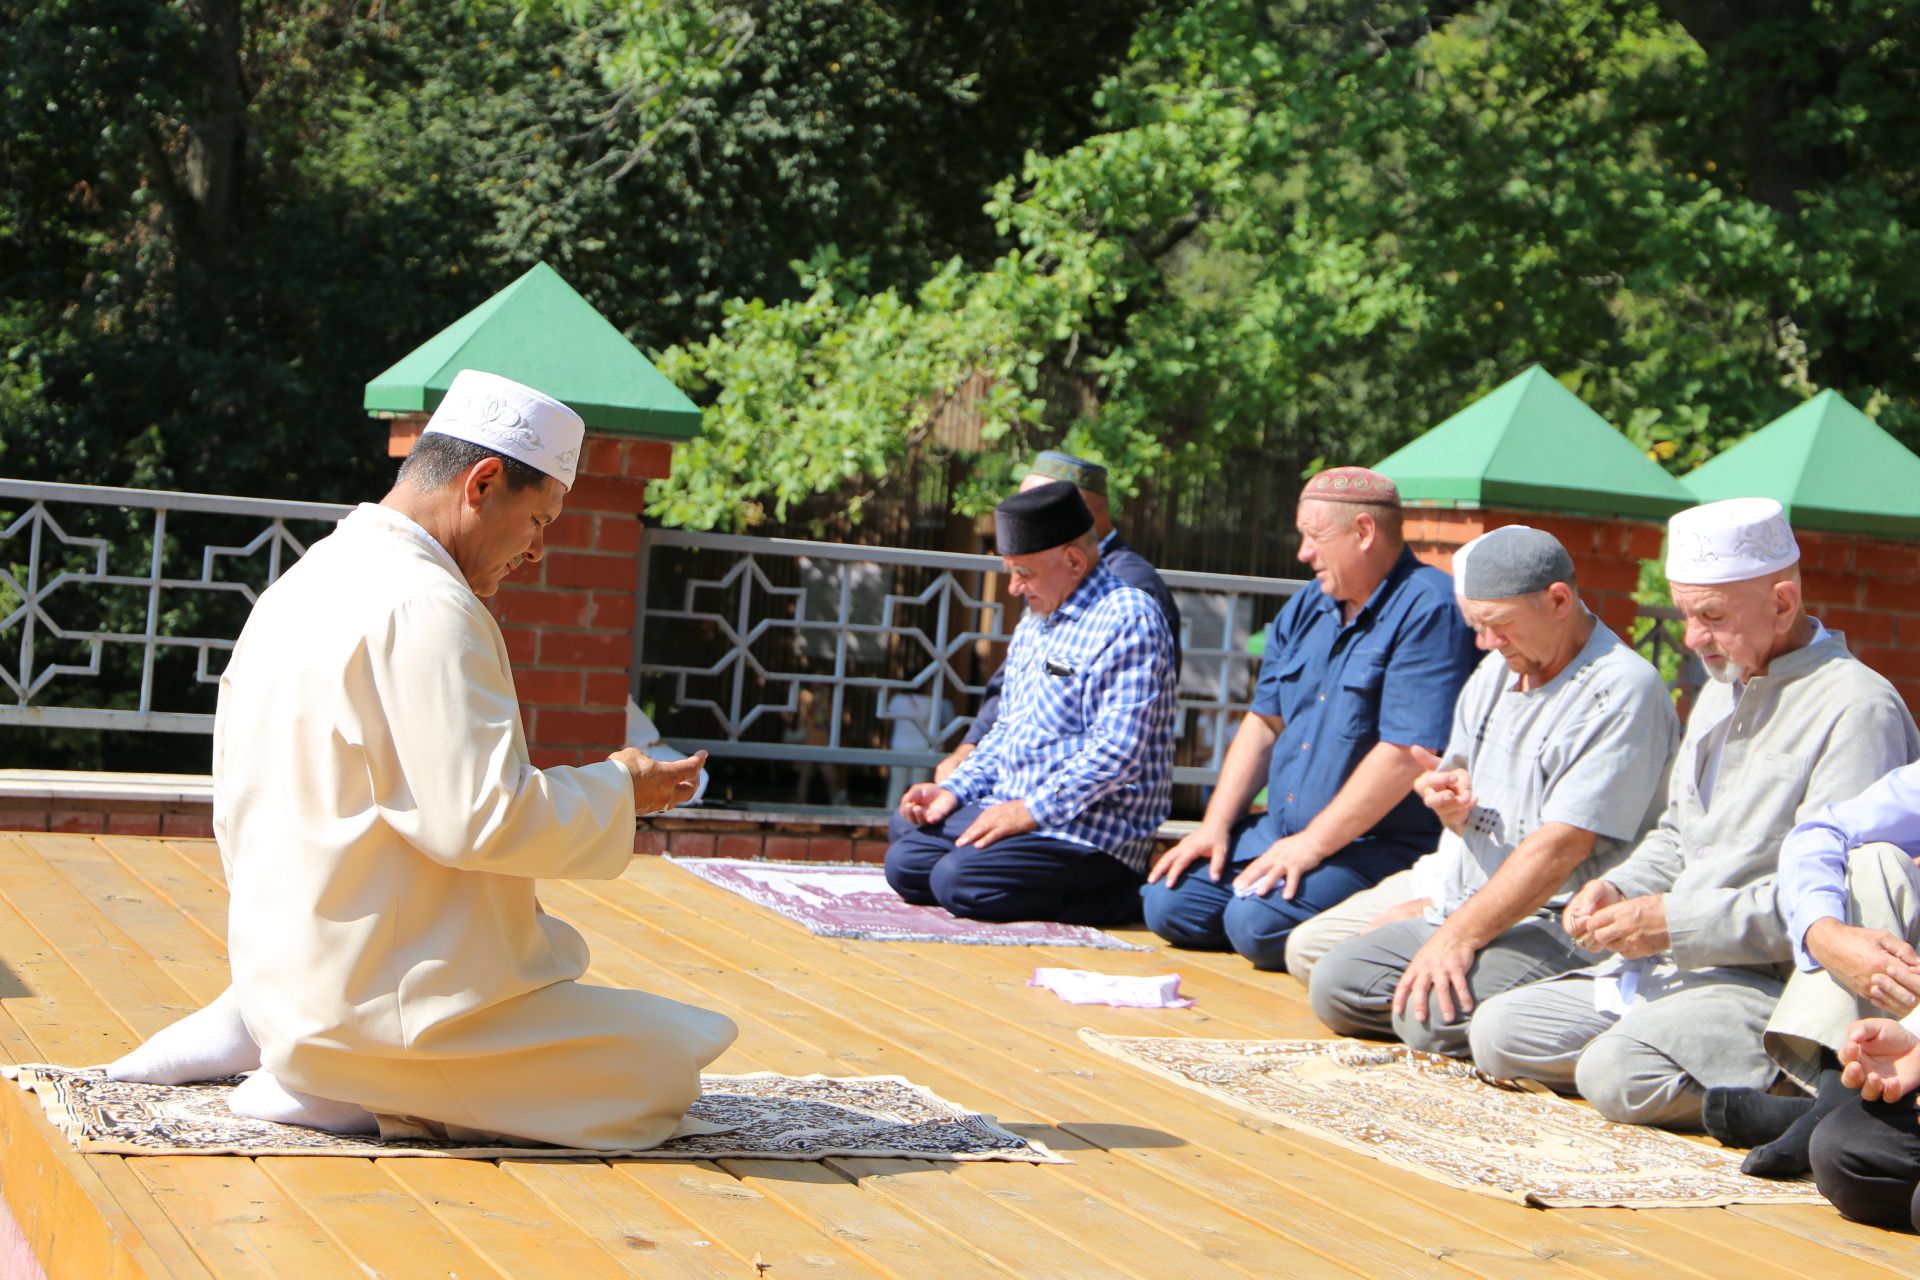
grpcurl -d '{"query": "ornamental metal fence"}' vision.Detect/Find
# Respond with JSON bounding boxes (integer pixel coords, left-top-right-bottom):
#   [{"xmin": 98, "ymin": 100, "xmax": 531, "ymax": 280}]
[
  {"xmin": 0, "ymin": 479, "xmax": 1706, "ymax": 781},
  {"xmin": 0, "ymin": 479, "xmax": 350, "ymax": 733},
  {"xmin": 630, "ymin": 527, "xmax": 1309, "ymax": 787}
]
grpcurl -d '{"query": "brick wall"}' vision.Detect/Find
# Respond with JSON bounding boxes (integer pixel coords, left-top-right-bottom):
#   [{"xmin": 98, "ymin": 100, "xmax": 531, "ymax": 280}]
[
  {"xmin": 388, "ymin": 420, "xmax": 672, "ymax": 767},
  {"xmin": 1798, "ymin": 529, "xmax": 1920, "ymax": 714},
  {"xmin": 1402, "ymin": 507, "xmax": 1663, "ymax": 637}
]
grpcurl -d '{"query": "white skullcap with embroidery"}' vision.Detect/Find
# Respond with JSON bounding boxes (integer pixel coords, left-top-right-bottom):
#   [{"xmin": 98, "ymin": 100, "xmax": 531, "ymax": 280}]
[
  {"xmin": 1665, "ymin": 496, "xmax": 1800, "ymax": 585},
  {"xmin": 420, "ymin": 369, "xmax": 585, "ymax": 490}
]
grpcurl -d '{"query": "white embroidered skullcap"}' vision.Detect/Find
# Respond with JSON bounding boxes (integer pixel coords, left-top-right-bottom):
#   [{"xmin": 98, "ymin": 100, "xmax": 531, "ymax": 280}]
[
  {"xmin": 421, "ymin": 369, "xmax": 585, "ymax": 490},
  {"xmin": 1665, "ymin": 497, "xmax": 1800, "ymax": 585}
]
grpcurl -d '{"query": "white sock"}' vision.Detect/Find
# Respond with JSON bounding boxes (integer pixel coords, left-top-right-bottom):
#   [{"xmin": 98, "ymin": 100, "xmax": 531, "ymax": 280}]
[
  {"xmin": 107, "ymin": 986, "xmax": 261, "ymax": 1085},
  {"xmin": 230, "ymin": 1070, "xmax": 379, "ymax": 1136}
]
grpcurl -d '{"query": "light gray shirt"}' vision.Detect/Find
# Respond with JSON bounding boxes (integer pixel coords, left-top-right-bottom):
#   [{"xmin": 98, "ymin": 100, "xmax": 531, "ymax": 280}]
[
  {"xmin": 1604, "ymin": 626, "xmax": 1920, "ymax": 977},
  {"xmin": 1431, "ymin": 620, "xmax": 1679, "ymax": 917}
]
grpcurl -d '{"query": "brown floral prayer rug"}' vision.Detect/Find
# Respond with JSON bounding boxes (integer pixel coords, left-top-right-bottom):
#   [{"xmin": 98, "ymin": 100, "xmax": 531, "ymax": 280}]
[
  {"xmin": 1081, "ymin": 1031, "xmax": 1826, "ymax": 1208},
  {"xmin": 3, "ymin": 1064, "xmax": 1063, "ymax": 1163},
  {"xmin": 669, "ymin": 856, "xmax": 1150, "ymax": 950}
]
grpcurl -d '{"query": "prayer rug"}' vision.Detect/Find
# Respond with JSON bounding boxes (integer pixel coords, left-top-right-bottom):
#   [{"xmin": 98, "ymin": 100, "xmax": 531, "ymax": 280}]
[
  {"xmin": 1080, "ymin": 1032, "xmax": 1826, "ymax": 1208},
  {"xmin": 668, "ymin": 856, "xmax": 1149, "ymax": 950},
  {"xmin": 2, "ymin": 1065, "xmax": 1063, "ymax": 1163}
]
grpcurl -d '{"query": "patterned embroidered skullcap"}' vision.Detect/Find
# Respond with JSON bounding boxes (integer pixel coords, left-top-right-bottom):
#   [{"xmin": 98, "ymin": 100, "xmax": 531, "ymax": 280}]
[
  {"xmin": 421, "ymin": 369, "xmax": 585, "ymax": 490},
  {"xmin": 1028, "ymin": 450, "xmax": 1108, "ymax": 496},
  {"xmin": 1300, "ymin": 467, "xmax": 1401, "ymax": 508},
  {"xmin": 1666, "ymin": 497, "xmax": 1800, "ymax": 585}
]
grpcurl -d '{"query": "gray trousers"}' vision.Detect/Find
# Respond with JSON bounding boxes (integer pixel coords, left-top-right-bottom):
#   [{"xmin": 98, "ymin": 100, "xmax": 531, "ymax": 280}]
[
  {"xmin": 1766, "ymin": 843, "xmax": 1920, "ymax": 1091},
  {"xmin": 1469, "ymin": 964, "xmax": 1783, "ymax": 1129},
  {"xmin": 1282, "ymin": 866, "xmax": 1423, "ymax": 987},
  {"xmin": 1309, "ymin": 915, "xmax": 1592, "ymax": 1058}
]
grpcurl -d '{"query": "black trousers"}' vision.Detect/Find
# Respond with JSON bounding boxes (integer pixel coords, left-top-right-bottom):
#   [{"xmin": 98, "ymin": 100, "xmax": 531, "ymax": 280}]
[{"xmin": 1810, "ymin": 1095, "xmax": 1920, "ymax": 1232}]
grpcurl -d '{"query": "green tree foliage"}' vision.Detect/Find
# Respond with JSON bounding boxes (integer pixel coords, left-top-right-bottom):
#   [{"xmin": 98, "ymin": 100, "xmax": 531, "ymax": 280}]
[
  {"xmin": 0, "ymin": 0, "xmax": 1151, "ymax": 767},
  {"xmin": 654, "ymin": 0, "xmax": 1920, "ymax": 530}
]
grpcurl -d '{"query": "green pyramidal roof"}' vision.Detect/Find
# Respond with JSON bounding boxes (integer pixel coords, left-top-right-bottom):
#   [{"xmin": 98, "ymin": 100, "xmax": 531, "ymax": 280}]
[
  {"xmin": 1374, "ymin": 365, "xmax": 1692, "ymax": 520},
  {"xmin": 363, "ymin": 262, "xmax": 700, "ymax": 439},
  {"xmin": 1681, "ymin": 391, "xmax": 1920, "ymax": 537}
]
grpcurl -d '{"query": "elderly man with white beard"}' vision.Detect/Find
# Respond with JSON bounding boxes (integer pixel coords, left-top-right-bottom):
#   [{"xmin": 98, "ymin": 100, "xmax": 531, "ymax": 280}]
[{"xmin": 1469, "ymin": 498, "xmax": 1919, "ymax": 1131}]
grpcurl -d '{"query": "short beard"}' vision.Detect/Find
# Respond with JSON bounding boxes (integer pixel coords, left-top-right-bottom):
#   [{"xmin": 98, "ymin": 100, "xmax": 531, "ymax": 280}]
[{"xmin": 1701, "ymin": 657, "xmax": 1742, "ymax": 685}]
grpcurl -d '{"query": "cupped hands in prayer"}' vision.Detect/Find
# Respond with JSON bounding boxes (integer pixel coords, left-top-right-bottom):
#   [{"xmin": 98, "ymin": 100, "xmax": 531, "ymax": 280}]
[
  {"xmin": 1410, "ymin": 746, "xmax": 1474, "ymax": 835},
  {"xmin": 610, "ymin": 748, "xmax": 707, "ymax": 814},
  {"xmin": 898, "ymin": 782, "xmax": 961, "ymax": 827},
  {"xmin": 1563, "ymin": 879, "xmax": 1672, "ymax": 957},
  {"xmin": 1840, "ymin": 1017, "xmax": 1920, "ymax": 1104}
]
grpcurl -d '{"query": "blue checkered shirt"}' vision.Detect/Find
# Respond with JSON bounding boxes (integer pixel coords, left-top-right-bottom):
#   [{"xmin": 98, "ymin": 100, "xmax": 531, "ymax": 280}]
[{"xmin": 944, "ymin": 562, "xmax": 1176, "ymax": 873}]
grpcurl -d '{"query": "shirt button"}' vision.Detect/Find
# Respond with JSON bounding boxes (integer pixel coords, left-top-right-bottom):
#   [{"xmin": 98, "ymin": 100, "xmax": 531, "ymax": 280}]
[
  {"xmin": 1318, "ymin": 694, "xmax": 1325, "ymax": 702},
  {"xmin": 1286, "ymin": 793, "xmax": 1295, "ymax": 803},
  {"xmin": 1301, "ymin": 741, "xmax": 1311, "ymax": 750}
]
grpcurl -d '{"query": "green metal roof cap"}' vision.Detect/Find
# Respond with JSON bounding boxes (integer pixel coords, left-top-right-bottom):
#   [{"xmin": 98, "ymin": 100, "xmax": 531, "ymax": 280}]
[
  {"xmin": 363, "ymin": 262, "xmax": 701, "ymax": 440},
  {"xmin": 1681, "ymin": 390, "xmax": 1920, "ymax": 538},
  {"xmin": 1374, "ymin": 365, "xmax": 1693, "ymax": 520}
]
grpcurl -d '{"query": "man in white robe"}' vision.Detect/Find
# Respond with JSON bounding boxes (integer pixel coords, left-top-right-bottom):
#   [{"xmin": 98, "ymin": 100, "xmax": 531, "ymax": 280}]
[{"xmin": 108, "ymin": 369, "xmax": 738, "ymax": 1149}]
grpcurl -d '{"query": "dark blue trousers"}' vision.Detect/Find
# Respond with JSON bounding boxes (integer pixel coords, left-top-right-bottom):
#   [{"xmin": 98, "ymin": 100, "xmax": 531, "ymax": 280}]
[
  {"xmin": 883, "ymin": 806, "xmax": 1144, "ymax": 927},
  {"xmin": 1139, "ymin": 812, "xmax": 1417, "ymax": 971}
]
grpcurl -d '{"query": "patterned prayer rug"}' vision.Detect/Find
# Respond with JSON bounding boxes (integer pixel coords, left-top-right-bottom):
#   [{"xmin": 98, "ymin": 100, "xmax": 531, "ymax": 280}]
[
  {"xmin": 669, "ymin": 856, "xmax": 1149, "ymax": 950},
  {"xmin": 1081, "ymin": 1032, "xmax": 1826, "ymax": 1208},
  {"xmin": 3, "ymin": 1065, "xmax": 1063, "ymax": 1163}
]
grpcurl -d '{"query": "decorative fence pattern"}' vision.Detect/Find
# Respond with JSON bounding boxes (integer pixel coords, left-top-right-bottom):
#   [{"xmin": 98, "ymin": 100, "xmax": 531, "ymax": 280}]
[
  {"xmin": 0, "ymin": 482, "xmax": 1706, "ymax": 789},
  {"xmin": 631, "ymin": 528, "xmax": 1307, "ymax": 785},
  {"xmin": 0, "ymin": 479, "xmax": 349, "ymax": 733}
]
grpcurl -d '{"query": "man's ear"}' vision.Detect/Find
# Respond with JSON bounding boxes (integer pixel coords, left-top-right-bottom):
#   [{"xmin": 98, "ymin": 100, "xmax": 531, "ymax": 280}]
[
  {"xmin": 461, "ymin": 456, "xmax": 506, "ymax": 510},
  {"xmin": 1773, "ymin": 578, "xmax": 1803, "ymax": 632},
  {"xmin": 1351, "ymin": 512, "xmax": 1378, "ymax": 551}
]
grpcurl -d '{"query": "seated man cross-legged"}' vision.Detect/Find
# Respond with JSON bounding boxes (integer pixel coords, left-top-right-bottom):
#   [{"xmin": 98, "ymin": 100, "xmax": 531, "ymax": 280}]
[
  {"xmin": 884, "ymin": 480, "xmax": 1176, "ymax": 925},
  {"xmin": 1469, "ymin": 497, "xmax": 1919, "ymax": 1130},
  {"xmin": 1141, "ymin": 467, "xmax": 1478, "ymax": 970},
  {"xmin": 1309, "ymin": 527, "xmax": 1679, "ymax": 1056},
  {"xmin": 1705, "ymin": 763, "xmax": 1920, "ymax": 1177}
]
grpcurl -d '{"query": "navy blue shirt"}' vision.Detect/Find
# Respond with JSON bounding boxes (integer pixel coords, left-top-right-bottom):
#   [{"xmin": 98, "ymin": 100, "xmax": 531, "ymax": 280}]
[
  {"xmin": 1247, "ymin": 547, "xmax": 1478, "ymax": 857},
  {"xmin": 964, "ymin": 531, "xmax": 1180, "ymax": 746}
]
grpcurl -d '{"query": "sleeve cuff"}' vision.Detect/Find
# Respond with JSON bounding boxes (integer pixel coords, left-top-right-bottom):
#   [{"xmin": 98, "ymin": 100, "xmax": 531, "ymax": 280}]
[{"xmin": 1788, "ymin": 889, "xmax": 1850, "ymax": 972}]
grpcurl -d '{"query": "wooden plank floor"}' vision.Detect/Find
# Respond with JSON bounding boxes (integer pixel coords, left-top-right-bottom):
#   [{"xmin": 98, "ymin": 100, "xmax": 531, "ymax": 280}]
[{"xmin": 3, "ymin": 832, "xmax": 1920, "ymax": 1278}]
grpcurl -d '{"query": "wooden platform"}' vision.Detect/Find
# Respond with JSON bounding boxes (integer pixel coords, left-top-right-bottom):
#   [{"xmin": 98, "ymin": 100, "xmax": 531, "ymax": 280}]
[{"xmin": 3, "ymin": 833, "xmax": 1919, "ymax": 1278}]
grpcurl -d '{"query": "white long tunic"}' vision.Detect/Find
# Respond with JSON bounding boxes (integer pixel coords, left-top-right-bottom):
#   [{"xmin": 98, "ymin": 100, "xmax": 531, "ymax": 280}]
[{"xmin": 214, "ymin": 504, "xmax": 734, "ymax": 1148}]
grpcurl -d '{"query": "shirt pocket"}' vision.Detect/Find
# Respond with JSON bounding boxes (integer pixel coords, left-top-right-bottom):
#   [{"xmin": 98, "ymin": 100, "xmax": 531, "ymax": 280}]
[
  {"xmin": 1263, "ymin": 652, "xmax": 1311, "ymax": 722},
  {"xmin": 1337, "ymin": 648, "xmax": 1390, "ymax": 741},
  {"xmin": 1731, "ymin": 749, "xmax": 1812, "ymax": 839},
  {"xmin": 1037, "ymin": 648, "xmax": 1088, "ymax": 735}
]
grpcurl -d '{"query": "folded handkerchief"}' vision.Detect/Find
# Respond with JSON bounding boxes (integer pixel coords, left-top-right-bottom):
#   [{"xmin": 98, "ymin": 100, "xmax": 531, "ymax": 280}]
[{"xmin": 1028, "ymin": 967, "xmax": 1195, "ymax": 1009}]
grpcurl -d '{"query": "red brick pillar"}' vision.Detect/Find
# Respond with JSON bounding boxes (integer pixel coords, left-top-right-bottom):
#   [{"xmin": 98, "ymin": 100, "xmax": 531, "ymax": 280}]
[
  {"xmin": 1402, "ymin": 507, "xmax": 1664, "ymax": 636},
  {"xmin": 387, "ymin": 420, "xmax": 672, "ymax": 767},
  {"xmin": 1798, "ymin": 530, "xmax": 1920, "ymax": 717}
]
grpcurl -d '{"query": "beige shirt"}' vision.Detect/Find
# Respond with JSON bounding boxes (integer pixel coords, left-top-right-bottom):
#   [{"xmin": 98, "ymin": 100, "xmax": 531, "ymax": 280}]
[{"xmin": 215, "ymin": 504, "xmax": 733, "ymax": 1148}]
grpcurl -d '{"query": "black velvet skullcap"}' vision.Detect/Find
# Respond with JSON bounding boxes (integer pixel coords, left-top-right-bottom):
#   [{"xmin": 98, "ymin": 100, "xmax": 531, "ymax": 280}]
[{"xmin": 994, "ymin": 480, "xmax": 1095, "ymax": 556}]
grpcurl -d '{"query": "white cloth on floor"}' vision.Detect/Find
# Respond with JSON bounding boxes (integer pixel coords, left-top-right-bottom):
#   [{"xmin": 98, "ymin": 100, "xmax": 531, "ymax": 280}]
[{"xmin": 1028, "ymin": 967, "xmax": 1195, "ymax": 1008}]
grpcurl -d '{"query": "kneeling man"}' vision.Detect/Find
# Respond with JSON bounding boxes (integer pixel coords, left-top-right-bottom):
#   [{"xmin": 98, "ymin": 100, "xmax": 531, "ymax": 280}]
[
  {"xmin": 110, "ymin": 370, "xmax": 738, "ymax": 1148},
  {"xmin": 1310, "ymin": 527, "xmax": 1678, "ymax": 1055},
  {"xmin": 885, "ymin": 481, "xmax": 1175, "ymax": 925},
  {"xmin": 1470, "ymin": 498, "xmax": 1917, "ymax": 1129}
]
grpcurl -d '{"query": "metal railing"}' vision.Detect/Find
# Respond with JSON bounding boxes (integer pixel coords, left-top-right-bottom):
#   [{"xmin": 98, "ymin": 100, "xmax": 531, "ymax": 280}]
[
  {"xmin": 0, "ymin": 479, "xmax": 350, "ymax": 732},
  {"xmin": 630, "ymin": 528, "xmax": 1308, "ymax": 785}
]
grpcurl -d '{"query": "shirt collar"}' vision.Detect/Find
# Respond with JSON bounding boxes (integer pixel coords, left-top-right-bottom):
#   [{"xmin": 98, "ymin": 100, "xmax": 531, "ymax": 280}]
[
  {"xmin": 349, "ymin": 503, "xmax": 463, "ymax": 580},
  {"xmin": 1047, "ymin": 561, "xmax": 1113, "ymax": 625},
  {"xmin": 1313, "ymin": 545, "xmax": 1421, "ymax": 627}
]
